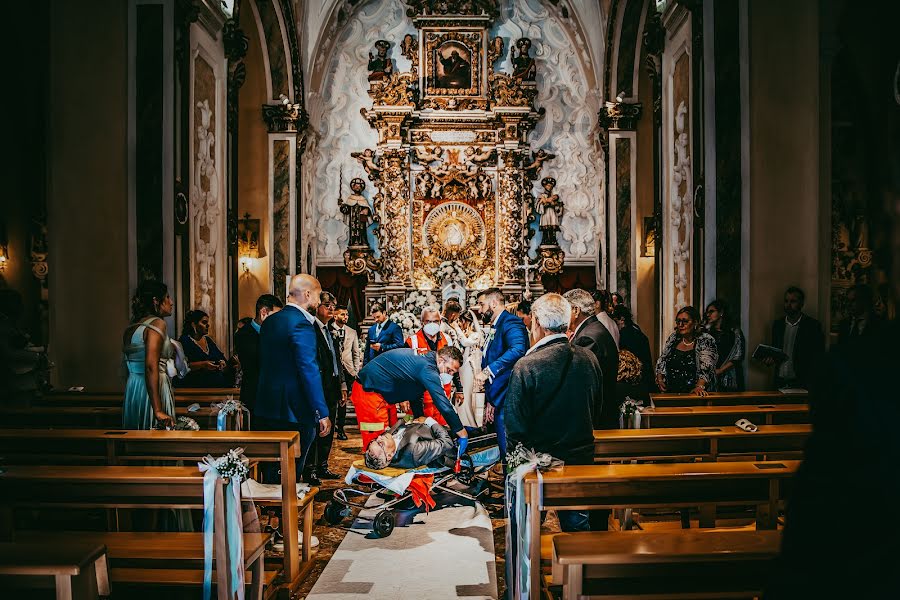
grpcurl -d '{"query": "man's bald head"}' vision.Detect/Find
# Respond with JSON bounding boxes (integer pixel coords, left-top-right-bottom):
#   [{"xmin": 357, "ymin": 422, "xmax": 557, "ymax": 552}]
[{"xmin": 288, "ymin": 274, "xmax": 322, "ymax": 310}]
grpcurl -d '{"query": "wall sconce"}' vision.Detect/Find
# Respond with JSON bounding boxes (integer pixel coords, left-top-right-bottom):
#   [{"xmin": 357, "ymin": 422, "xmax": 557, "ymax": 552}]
[
  {"xmin": 237, "ymin": 213, "xmax": 260, "ymax": 274},
  {"xmin": 0, "ymin": 243, "xmax": 8, "ymax": 272},
  {"xmin": 641, "ymin": 216, "xmax": 657, "ymax": 258}
]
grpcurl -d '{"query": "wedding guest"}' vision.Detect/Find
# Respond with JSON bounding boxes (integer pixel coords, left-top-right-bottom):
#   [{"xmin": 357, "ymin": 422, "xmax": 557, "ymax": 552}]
[
  {"xmin": 308, "ymin": 292, "xmax": 342, "ymax": 484},
  {"xmin": 704, "ymin": 299, "xmax": 746, "ymax": 391},
  {"xmin": 451, "ymin": 309, "xmax": 486, "ymax": 428},
  {"xmin": 178, "ymin": 309, "xmax": 230, "ymax": 388},
  {"xmin": 122, "ymin": 280, "xmax": 176, "ymax": 429},
  {"xmin": 330, "ymin": 306, "xmax": 361, "ymax": 441},
  {"xmin": 837, "ymin": 284, "xmax": 881, "ymax": 346},
  {"xmin": 364, "ymin": 302, "xmax": 404, "ymax": 364},
  {"xmin": 442, "ymin": 299, "xmax": 463, "ymax": 346},
  {"xmin": 612, "ymin": 305, "xmax": 654, "ymax": 390},
  {"xmin": 764, "ymin": 286, "xmax": 824, "ymax": 389},
  {"xmin": 655, "ymin": 306, "xmax": 718, "ymax": 395},
  {"xmin": 591, "ymin": 289, "xmax": 620, "ymax": 348},
  {"xmin": 515, "ymin": 299, "xmax": 532, "ymax": 329},
  {"xmin": 0, "ymin": 289, "xmax": 48, "ymax": 405},
  {"xmin": 234, "ymin": 294, "xmax": 282, "ymax": 413},
  {"xmin": 616, "ymin": 349, "xmax": 650, "ymax": 408}
]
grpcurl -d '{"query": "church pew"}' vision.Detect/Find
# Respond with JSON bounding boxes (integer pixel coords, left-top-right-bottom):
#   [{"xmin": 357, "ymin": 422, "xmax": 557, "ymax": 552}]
[
  {"xmin": 552, "ymin": 529, "xmax": 781, "ymax": 600},
  {"xmin": 650, "ymin": 390, "xmax": 809, "ymax": 407},
  {"xmin": 0, "ymin": 466, "xmax": 269, "ymax": 599},
  {"xmin": 0, "ymin": 429, "xmax": 312, "ymax": 593},
  {"xmin": 522, "ymin": 460, "xmax": 798, "ymax": 594},
  {"xmin": 0, "ymin": 541, "xmax": 110, "ymax": 600},
  {"xmin": 48, "ymin": 387, "xmax": 240, "ymax": 397},
  {"xmin": 638, "ymin": 403, "xmax": 810, "ymax": 428},
  {"xmin": 34, "ymin": 393, "xmax": 237, "ymax": 408},
  {"xmin": 593, "ymin": 424, "xmax": 810, "ymax": 462},
  {"xmin": 0, "ymin": 405, "xmax": 238, "ymax": 430}
]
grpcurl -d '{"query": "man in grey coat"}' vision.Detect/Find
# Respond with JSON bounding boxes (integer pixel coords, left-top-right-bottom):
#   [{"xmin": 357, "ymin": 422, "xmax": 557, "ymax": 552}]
[{"xmin": 364, "ymin": 416, "xmax": 455, "ymax": 470}]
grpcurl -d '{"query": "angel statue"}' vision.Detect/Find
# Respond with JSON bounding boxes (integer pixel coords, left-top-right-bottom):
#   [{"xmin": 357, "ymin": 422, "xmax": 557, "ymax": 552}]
[
  {"xmin": 351, "ymin": 148, "xmax": 381, "ymax": 180},
  {"xmin": 524, "ymin": 148, "xmax": 556, "ymax": 179},
  {"xmin": 511, "ymin": 37, "xmax": 536, "ymax": 81},
  {"xmin": 368, "ymin": 40, "xmax": 392, "ymax": 82},
  {"xmin": 536, "ymin": 177, "xmax": 563, "ymax": 246},
  {"xmin": 339, "ymin": 178, "xmax": 373, "ymax": 248}
]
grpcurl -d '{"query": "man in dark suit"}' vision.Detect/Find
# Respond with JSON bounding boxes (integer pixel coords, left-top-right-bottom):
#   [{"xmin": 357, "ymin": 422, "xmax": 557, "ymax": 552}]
[
  {"xmin": 474, "ymin": 288, "xmax": 529, "ymax": 457},
  {"xmin": 254, "ymin": 274, "xmax": 331, "ymax": 481},
  {"xmin": 307, "ymin": 292, "xmax": 343, "ymax": 484},
  {"xmin": 233, "ymin": 294, "xmax": 283, "ymax": 415},
  {"xmin": 363, "ymin": 302, "xmax": 404, "ymax": 365},
  {"xmin": 766, "ymin": 286, "xmax": 824, "ymax": 389},
  {"xmin": 836, "ymin": 284, "xmax": 881, "ymax": 346},
  {"xmin": 565, "ymin": 289, "xmax": 619, "ymax": 429},
  {"xmin": 364, "ymin": 416, "xmax": 456, "ymax": 470}
]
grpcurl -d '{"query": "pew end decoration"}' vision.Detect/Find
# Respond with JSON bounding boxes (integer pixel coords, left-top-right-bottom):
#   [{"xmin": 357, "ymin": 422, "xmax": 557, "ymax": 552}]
[
  {"xmin": 619, "ymin": 396, "xmax": 645, "ymax": 429},
  {"xmin": 212, "ymin": 396, "xmax": 249, "ymax": 430},
  {"xmin": 198, "ymin": 447, "xmax": 250, "ymax": 600},
  {"xmin": 174, "ymin": 415, "xmax": 200, "ymax": 431}
]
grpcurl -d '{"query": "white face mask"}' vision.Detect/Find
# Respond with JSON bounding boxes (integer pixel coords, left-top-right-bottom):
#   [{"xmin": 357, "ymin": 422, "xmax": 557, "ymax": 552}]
[
  {"xmin": 439, "ymin": 372, "xmax": 454, "ymax": 385},
  {"xmin": 423, "ymin": 323, "xmax": 441, "ymax": 337}
]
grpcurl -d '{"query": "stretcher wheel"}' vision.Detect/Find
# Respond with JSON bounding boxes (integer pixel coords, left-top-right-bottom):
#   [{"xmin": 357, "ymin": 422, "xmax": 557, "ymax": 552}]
[
  {"xmin": 456, "ymin": 454, "xmax": 475, "ymax": 485},
  {"xmin": 373, "ymin": 510, "xmax": 395, "ymax": 537},
  {"xmin": 324, "ymin": 500, "xmax": 349, "ymax": 525}
]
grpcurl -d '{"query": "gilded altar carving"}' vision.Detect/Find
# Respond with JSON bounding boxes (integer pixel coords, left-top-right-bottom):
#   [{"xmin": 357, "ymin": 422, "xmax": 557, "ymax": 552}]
[
  {"xmin": 405, "ymin": 0, "xmax": 500, "ymax": 20},
  {"xmin": 373, "ymin": 149, "xmax": 411, "ymax": 282}
]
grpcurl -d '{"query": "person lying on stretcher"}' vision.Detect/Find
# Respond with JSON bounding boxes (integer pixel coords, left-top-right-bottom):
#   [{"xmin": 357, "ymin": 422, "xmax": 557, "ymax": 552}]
[{"xmin": 364, "ymin": 416, "xmax": 460, "ymax": 470}]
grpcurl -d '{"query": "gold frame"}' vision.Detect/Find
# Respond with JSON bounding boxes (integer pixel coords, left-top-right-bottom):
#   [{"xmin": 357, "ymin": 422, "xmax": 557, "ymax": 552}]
[{"xmin": 423, "ymin": 30, "xmax": 483, "ymax": 97}]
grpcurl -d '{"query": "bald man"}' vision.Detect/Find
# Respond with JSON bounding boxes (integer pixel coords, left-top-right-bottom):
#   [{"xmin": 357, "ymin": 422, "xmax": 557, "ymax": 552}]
[{"xmin": 255, "ymin": 274, "xmax": 332, "ymax": 481}]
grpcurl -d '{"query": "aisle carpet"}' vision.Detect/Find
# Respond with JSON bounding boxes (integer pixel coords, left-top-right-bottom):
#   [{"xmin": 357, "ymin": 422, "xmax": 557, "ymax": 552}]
[{"xmin": 306, "ymin": 497, "xmax": 497, "ymax": 599}]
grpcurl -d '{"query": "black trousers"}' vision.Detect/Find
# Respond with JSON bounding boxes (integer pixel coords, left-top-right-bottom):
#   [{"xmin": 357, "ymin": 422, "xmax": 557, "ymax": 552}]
[
  {"xmin": 311, "ymin": 391, "xmax": 339, "ymax": 471},
  {"xmin": 335, "ymin": 392, "xmax": 347, "ymax": 430}
]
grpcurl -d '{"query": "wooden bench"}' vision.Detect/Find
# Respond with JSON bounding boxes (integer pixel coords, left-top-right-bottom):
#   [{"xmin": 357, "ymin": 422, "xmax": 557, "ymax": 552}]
[
  {"xmin": 552, "ymin": 529, "xmax": 782, "ymax": 599},
  {"xmin": 650, "ymin": 390, "xmax": 808, "ymax": 407},
  {"xmin": 0, "ymin": 466, "xmax": 269, "ymax": 599},
  {"xmin": 0, "ymin": 405, "xmax": 237, "ymax": 430},
  {"xmin": 0, "ymin": 429, "xmax": 314, "ymax": 594},
  {"xmin": 522, "ymin": 460, "xmax": 798, "ymax": 594},
  {"xmin": 593, "ymin": 424, "xmax": 810, "ymax": 462},
  {"xmin": 0, "ymin": 541, "xmax": 110, "ymax": 600},
  {"xmin": 48, "ymin": 387, "xmax": 240, "ymax": 397},
  {"xmin": 639, "ymin": 404, "xmax": 809, "ymax": 428},
  {"xmin": 35, "ymin": 393, "xmax": 236, "ymax": 408}
]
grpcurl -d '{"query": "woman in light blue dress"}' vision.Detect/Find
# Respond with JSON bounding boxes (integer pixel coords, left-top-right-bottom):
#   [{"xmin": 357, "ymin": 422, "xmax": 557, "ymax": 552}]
[{"xmin": 122, "ymin": 280, "xmax": 176, "ymax": 429}]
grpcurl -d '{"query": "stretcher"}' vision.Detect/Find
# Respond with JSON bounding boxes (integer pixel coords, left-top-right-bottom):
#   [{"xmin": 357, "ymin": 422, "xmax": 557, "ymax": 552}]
[{"xmin": 324, "ymin": 433, "xmax": 500, "ymax": 538}]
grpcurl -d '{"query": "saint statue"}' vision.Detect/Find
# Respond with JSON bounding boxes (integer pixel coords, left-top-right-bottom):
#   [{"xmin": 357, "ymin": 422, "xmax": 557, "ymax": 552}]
[
  {"xmin": 536, "ymin": 177, "xmax": 563, "ymax": 246},
  {"xmin": 437, "ymin": 48, "xmax": 471, "ymax": 88},
  {"xmin": 340, "ymin": 178, "xmax": 373, "ymax": 248},
  {"xmin": 511, "ymin": 38, "xmax": 536, "ymax": 81},
  {"xmin": 368, "ymin": 40, "xmax": 393, "ymax": 82}
]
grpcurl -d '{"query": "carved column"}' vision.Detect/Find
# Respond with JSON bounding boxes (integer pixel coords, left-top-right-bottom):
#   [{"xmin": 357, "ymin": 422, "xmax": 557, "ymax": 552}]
[
  {"xmin": 263, "ymin": 101, "xmax": 308, "ymax": 300},
  {"xmin": 224, "ymin": 17, "xmax": 248, "ymax": 326}
]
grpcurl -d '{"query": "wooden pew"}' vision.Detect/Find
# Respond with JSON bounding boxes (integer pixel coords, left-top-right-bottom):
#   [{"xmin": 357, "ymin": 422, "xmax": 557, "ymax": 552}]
[
  {"xmin": 0, "ymin": 466, "xmax": 269, "ymax": 599},
  {"xmin": 593, "ymin": 424, "xmax": 811, "ymax": 462},
  {"xmin": 552, "ymin": 529, "xmax": 781, "ymax": 600},
  {"xmin": 651, "ymin": 390, "xmax": 808, "ymax": 407},
  {"xmin": 522, "ymin": 460, "xmax": 798, "ymax": 594},
  {"xmin": 0, "ymin": 541, "xmax": 110, "ymax": 600},
  {"xmin": 47, "ymin": 387, "xmax": 240, "ymax": 397},
  {"xmin": 35, "ymin": 393, "xmax": 235, "ymax": 408},
  {"xmin": 0, "ymin": 429, "xmax": 314, "ymax": 594},
  {"xmin": 639, "ymin": 403, "xmax": 809, "ymax": 428},
  {"xmin": 0, "ymin": 405, "xmax": 237, "ymax": 430}
]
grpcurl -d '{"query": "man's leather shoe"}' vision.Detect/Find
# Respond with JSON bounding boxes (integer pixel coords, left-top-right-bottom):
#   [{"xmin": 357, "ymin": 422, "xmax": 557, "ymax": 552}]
[
  {"xmin": 318, "ymin": 468, "xmax": 341, "ymax": 479},
  {"xmin": 336, "ymin": 429, "xmax": 348, "ymax": 441},
  {"xmin": 304, "ymin": 471, "xmax": 321, "ymax": 486}
]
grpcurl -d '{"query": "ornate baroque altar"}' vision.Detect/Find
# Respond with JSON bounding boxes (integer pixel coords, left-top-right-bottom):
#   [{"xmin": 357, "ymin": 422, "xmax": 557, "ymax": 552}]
[{"xmin": 339, "ymin": 0, "xmax": 565, "ymax": 311}]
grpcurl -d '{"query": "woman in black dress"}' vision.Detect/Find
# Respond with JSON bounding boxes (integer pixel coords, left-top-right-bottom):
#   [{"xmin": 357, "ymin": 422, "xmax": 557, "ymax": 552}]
[
  {"xmin": 177, "ymin": 309, "xmax": 231, "ymax": 388},
  {"xmin": 704, "ymin": 299, "xmax": 746, "ymax": 391},
  {"xmin": 655, "ymin": 306, "xmax": 718, "ymax": 395}
]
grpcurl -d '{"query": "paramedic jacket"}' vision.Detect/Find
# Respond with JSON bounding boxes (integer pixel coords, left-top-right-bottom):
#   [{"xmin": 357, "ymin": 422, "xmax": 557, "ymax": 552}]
[{"xmin": 356, "ymin": 348, "xmax": 464, "ymax": 433}]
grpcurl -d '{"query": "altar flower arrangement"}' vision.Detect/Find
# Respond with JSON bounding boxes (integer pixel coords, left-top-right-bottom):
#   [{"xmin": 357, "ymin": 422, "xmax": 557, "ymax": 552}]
[
  {"xmin": 433, "ymin": 260, "xmax": 469, "ymax": 285},
  {"xmin": 389, "ymin": 309, "xmax": 421, "ymax": 339},
  {"xmin": 403, "ymin": 290, "xmax": 439, "ymax": 312}
]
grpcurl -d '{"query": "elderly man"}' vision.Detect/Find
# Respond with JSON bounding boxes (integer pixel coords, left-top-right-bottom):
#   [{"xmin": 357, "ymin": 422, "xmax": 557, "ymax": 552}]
[
  {"xmin": 475, "ymin": 288, "xmax": 529, "ymax": 457},
  {"xmin": 505, "ymin": 293, "xmax": 601, "ymax": 531},
  {"xmin": 564, "ymin": 289, "xmax": 619, "ymax": 429},
  {"xmin": 353, "ymin": 346, "xmax": 468, "ymax": 450},
  {"xmin": 364, "ymin": 416, "xmax": 456, "ymax": 470},
  {"xmin": 255, "ymin": 274, "xmax": 331, "ymax": 481}
]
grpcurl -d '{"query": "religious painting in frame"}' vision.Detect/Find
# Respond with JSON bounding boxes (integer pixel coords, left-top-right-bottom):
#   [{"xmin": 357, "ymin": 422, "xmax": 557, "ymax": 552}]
[{"xmin": 424, "ymin": 30, "xmax": 483, "ymax": 97}]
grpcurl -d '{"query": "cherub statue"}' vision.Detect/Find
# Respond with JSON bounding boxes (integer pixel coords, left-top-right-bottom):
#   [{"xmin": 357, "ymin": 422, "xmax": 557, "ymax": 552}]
[
  {"xmin": 400, "ymin": 34, "xmax": 417, "ymax": 63},
  {"xmin": 464, "ymin": 146, "xmax": 497, "ymax": 165},
  {"xmin": 417, "ymin": 170, "xmax": 436, "ymax": 199},
  {"xmin": 414, "ymin": 145, "xmax": 444, "ymax": 165},
  {"xmin": 523, "ymin": 148, "xmax": 556, "ymax": 179},
  {"xmin": 511, "ymin": 38, "xmax": 536, "ymax": 81},
  {"xmin": 477, "ymin": 170, "xmax": 492, "ymax": 199},
  {"xmin": 340, "ymin": 178, "xmax": 374, "ymax": 248},
  {"xmin": 536, "ymin": 177, "xmax": 563, "ymax": 246},
  {"xmin": 351, "ymin": 148, "xmax": 381, "ymax": 180},
  {"xmin": 368, "ymin": 40, "xmax": 393, "ymax": 82},
  {"xmin": 488, "ymin": 36, "xmax": 505, "ymax": 66}
]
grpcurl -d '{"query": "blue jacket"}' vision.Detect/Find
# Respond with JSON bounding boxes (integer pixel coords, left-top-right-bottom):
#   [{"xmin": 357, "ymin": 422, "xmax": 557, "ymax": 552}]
[
  {"xmin": 357, "ymin": 348, "xmax": 464, "ymax": 433},
  {"xmin": 481, "ymin": 310, "xmax": 529, "ymax": 408},
  {"xmin": 254, "ymin": 305, "xmax": 329, "ymax": 425},
  {"xmin": 364, "ymin": 319, "xmax": 405, "ymax": 364}
]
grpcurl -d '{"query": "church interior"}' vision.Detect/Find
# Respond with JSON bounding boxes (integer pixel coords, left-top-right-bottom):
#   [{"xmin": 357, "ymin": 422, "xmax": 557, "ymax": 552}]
[{"xmin": 1, "ymin": 0, "xmax": 898, "ymax": 598}]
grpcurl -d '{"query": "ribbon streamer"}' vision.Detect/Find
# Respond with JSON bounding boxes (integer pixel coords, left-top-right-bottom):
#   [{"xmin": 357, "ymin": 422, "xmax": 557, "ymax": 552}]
[
  {"xmin": 212, "ymin": 398, "xmax": 250, "ymax": 431},
  {"xmin": 198, "ymin": 454, "xmax": 248, "ymax": 599}
]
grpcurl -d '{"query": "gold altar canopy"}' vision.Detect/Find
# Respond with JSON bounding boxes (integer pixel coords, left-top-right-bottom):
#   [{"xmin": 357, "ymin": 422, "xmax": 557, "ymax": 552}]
[{"xmin": 340, "ymin": 0, "xmax": 564, "ymax": 308}]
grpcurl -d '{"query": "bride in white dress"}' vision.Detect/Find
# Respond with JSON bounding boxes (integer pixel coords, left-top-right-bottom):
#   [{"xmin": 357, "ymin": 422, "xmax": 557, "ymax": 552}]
[{"xmin": 452, "ymin": 309, "xmax": 486, "ymax": 428}]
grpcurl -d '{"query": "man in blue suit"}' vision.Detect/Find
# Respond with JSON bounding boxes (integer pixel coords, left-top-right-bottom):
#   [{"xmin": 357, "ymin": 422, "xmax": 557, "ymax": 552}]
[
  {"xmin": 254, "ymin": 274, "xmax": 332, "ymax": 481},
  {"xmin": 474, "ymin": 288, "xmax": 529, "ymax": 457},
  {"xmin": 363, "ymin": 302, "xmax": 404, "ymax": 364}
]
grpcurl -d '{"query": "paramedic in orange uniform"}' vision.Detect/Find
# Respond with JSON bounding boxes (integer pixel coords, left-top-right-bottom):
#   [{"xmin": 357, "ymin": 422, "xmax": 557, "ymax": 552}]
[{"xmin": 406, "ymin": 306, "xmax": 453, "ymax": 425}]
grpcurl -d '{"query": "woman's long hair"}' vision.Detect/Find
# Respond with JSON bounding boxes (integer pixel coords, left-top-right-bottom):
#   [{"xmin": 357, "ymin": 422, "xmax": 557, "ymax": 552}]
[
  {"xmin": 182, "ymin": 309, "xmax": 208, "ymax": 338},
  {"xmin": 706, "ymin": 298, "xmax": 733, "ymax": 330},
  {"xmin": 130, "ymin": 280, "xmax": 168, "ymax": 322}
]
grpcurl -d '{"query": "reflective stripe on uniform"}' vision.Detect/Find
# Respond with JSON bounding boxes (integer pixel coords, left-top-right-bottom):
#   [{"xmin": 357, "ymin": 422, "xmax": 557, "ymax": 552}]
[{"xmin": 359, "ymin": 421, "xmax": 386, "ymax": 432}]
